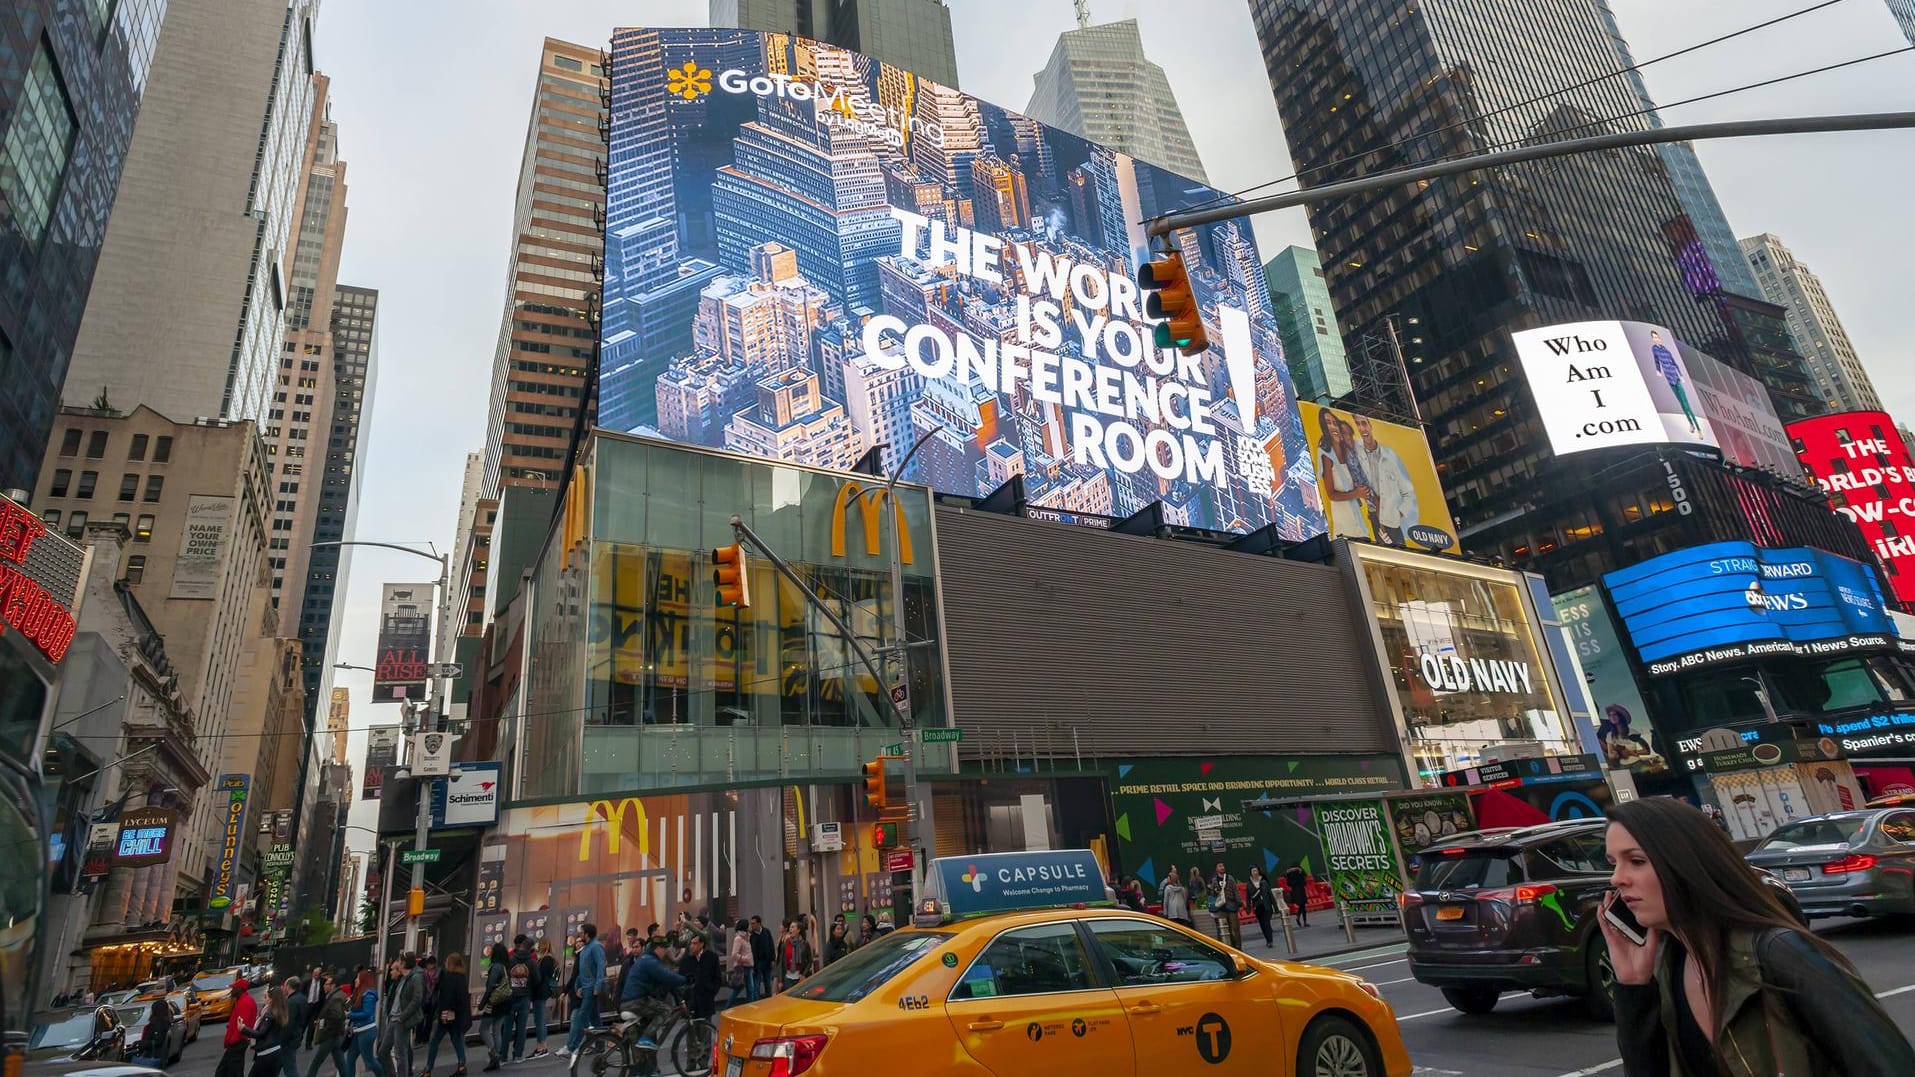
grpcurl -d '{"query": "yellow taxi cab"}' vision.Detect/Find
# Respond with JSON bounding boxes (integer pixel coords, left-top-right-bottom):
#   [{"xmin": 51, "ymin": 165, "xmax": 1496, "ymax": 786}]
[
  {"xmin": 192, "ymin": 967, "xmax": 245, "ymax": 1021},
  {"xmin": 714, "ymin": 849, "xmax": 1411, "ymax": 1077}
]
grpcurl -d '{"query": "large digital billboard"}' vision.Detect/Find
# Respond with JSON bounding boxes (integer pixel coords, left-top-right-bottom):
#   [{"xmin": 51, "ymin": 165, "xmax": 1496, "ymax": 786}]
[
  {"xmin": 600, "ymin": 28, "xmax": 1323, "ymax": 538},
  {"xmin": 1788, "ymin": 411, "xmax": 1915, "ymax": 606},
  {"xmin": 1511, "ymin": 320, "xmax": 1718, "ymax": 457},
  {"xmin": 1299, "ymin": 402, "xmax": 1457, "ymax": 553},
  {"xmin": 1602, "ymin": 541, "xmax": 1898, "ymax": 675},
  {"xmin": 1685, "ymin": 347, "xmax": 1804, "ymax": 483}
]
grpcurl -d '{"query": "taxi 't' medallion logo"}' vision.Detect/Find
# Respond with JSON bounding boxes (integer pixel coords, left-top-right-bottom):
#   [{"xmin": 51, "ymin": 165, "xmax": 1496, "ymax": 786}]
[{"xmin": 667, "ymin": 62, "xmax": 712, "ymax": 101}]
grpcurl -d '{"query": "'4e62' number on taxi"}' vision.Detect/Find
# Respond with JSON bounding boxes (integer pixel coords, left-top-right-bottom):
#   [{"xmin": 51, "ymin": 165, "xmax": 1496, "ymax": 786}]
[{"xmin": 897, "ymin": 995, "xmax": 931, "ymax": 1012}]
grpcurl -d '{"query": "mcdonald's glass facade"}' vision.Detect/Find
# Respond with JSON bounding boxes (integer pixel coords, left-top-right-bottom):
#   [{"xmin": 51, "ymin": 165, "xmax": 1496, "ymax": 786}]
[{"xmin": 519, "ymin": 433, "xmax": 951, "ymax": 798}]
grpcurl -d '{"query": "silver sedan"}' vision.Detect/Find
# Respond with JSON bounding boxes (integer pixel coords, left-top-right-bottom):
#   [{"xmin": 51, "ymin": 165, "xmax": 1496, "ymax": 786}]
[{"xmin": 1744, "ymin": 808, "xmax": 1915, "ymax": 920}]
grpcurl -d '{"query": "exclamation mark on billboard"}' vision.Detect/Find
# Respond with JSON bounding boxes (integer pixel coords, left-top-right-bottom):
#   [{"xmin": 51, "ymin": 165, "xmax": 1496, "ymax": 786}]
[{"xmin": 1219, "ymin": 305, "xmax": 1256, "ymax": 431}]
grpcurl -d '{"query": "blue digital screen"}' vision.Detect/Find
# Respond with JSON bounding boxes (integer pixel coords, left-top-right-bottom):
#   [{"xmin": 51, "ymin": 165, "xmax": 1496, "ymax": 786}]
[
  {"xmin": 1603, "ymin": 541, "xmax": 1896, "ymax": 675},
  {"xmin": 116, "ymin": 826, "xmax": 169, "ymax": 859}
]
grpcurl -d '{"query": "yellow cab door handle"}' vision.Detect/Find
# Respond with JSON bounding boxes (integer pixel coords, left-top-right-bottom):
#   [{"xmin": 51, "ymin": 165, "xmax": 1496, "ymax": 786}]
[
  {"xmin": 967, "ymin": 1019, "xmax": 1004, "ymax": 1032},
  {"xmin": 1128, "ymin": 1002, "xmax": 1162, "ymax": 1016}
]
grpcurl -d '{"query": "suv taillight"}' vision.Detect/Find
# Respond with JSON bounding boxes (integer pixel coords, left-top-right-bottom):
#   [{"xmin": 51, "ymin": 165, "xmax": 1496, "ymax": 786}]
[
  {"xmin": 1825, "ymin": 854, "xmax": 1878, "ymax": 875},
  {"xmin": 751, "ymin": 1035, "xmax": 830, "ymax": 1077},
  {"xmin": 1478, "ymin": 883, "xmax": 1558, "ymax": 904},
  {"xmin": 1399, "ymin": 892, "xmax": 1424, "ymax": 909}
]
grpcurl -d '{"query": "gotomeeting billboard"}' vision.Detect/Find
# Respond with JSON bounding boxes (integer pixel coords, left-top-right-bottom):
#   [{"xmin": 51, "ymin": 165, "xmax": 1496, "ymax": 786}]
[{"xmin": 600, "ymin": 28, "xmax": 1322, "ymax": 538}]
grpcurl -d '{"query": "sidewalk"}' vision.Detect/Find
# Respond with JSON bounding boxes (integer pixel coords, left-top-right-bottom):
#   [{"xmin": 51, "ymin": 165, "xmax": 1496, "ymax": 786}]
[{"xmin": 1195, "ymin": 911, "xmax": 1407, "ymax": 964}]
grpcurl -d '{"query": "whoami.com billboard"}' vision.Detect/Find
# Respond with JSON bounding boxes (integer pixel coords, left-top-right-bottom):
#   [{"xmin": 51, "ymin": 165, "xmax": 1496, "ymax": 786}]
[
  {"xmin": 1511, "ymin": 320, "xmax": 1718, "ymax": 457},
  {"xmin": 600, "ymin": 28, "xmax": 1322, "ymax": 538}
]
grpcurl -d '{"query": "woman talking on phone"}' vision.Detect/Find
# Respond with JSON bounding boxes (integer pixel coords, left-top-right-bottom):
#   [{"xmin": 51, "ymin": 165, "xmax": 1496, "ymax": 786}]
[{"xmin": 1601, "ymin": 797, "xmax": 1915, "ymax": 1075}]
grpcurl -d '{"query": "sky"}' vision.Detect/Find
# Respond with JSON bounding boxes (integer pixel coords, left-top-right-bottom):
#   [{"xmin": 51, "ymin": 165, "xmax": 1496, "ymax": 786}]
[{"xmin": 311, "ymin": 0, "xmax": 1915, "ymax": 859}]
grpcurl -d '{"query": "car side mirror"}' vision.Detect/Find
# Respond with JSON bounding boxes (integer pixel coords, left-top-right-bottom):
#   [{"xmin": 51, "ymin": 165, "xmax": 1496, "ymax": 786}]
[{"xmin": 1232, "ymin": 953, "xmax": 1252, "ymax": 977}]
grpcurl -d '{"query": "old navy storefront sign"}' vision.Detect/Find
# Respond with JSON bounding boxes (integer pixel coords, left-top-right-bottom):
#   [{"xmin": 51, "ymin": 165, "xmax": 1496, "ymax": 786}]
[
  {"xmin": 931, "ymin": 849, "xmax": 1109, "ymax": 918},
  {"xmin": 1604, "ymin": 542, "xmax": 1896, "ymax": 675}
]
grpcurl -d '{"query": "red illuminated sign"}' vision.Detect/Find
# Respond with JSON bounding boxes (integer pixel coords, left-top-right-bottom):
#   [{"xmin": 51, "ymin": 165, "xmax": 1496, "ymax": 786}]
[
  {"xmin": 1788, "ymin": 411, "xmax": 1915, "ymax": 607},
  {"xmin": 0, "ymin": 498, "xmax": 77, "ymax": 663}
]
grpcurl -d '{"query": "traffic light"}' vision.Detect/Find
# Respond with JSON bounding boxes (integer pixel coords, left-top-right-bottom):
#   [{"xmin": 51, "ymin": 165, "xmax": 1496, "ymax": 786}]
[
  {"xmin": 862, "ymin": 758, "xmax": 888, "ymax": 812},
  {"xmin": 871, "ymin": 821, "xmax": 900, "ymax": 848},
  {"xmin": 1138, "ymin": 251, "xmax": 1209, "ymax": 356},
  {"xmin": 713, "ymin": 542, "xmax": 751, "ymax": 608},
  {"xmin": 407, "ymin": 887, "xmax": 425, "ymax": 918}
]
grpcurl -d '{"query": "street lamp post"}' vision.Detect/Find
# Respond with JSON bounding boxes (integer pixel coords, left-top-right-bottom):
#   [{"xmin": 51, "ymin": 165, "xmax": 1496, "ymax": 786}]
[{"xmin": 310, "ymin": 540, "xmax": 451, "ymax": 958}]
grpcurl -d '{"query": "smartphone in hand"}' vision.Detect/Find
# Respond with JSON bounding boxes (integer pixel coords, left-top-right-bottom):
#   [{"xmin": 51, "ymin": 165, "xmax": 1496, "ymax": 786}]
[{"xmin": 1604, "ymin": 890, "xmax": 1649, "ymax": 947}]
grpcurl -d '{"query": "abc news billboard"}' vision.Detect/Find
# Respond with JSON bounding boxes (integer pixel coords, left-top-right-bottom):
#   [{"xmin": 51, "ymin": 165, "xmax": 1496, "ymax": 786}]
[{"xmin": 600, "ymin": 28, "xmax": 1323, "ymax": 539}]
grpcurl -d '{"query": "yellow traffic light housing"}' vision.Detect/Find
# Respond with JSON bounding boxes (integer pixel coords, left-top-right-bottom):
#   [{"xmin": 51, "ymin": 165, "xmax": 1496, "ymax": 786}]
[
  {"xmin": 862, "ymin": 758, "xmax": 887, "ymax": 811},
  {"xmin": 713, "ymin": 543, "xmax": 751, "ymax": 608},
  {"xmin": 1138, "ymin": 251, "xmax": 1209, "ymax": 356},
  {"xmin": 407, "ymin": 886, "xmax": 425, "ymax": 918}
]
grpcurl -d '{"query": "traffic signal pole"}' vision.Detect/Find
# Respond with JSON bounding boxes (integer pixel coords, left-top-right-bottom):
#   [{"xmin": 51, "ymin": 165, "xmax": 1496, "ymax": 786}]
[{"xmin": 1144, "ymin": 111, "xmax": 1915, "ymax": 236}]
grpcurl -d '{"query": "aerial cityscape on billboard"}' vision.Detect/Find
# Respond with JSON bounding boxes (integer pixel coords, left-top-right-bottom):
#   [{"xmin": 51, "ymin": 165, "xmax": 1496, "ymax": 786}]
[{"xmin": 599, "ymin": 28, "xmax": 1324, "ymax": 538}]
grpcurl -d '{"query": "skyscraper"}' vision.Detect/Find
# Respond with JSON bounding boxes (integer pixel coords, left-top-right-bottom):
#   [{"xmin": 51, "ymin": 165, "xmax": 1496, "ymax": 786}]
[
  {"xmin": 63, "ymin": 0, "xmax": 317, "ymax": 428},
  {"xmin": 0, "ymin": 0, "xmax": 167, "ymax": 494},
  {"xmin": 712, "ymin": 0, "xmax": 961, "ymax": 87},
  {"xmin": 1264, "ymin": 246, "xmax": 1353, "ymax": 403},
  {"xmin": 479, "ymin": 39, "xmax": 605, "ymax": 496},
  {"xmin": 269, "ymin": 75, "xmax": 350, "ymax": 635},
  {"xmin": 1250, "ymin": 0, "xmax": 1832, "ymax": 585},
  {"xmin": 1739, "ymin": 233, "xmax": 1883, "ymax": 414},
  {"xmin": 296, "ymin": 283, "xmax": 376, "ymax": 730},
  {"xmin": 1024, "ymin": 16, "xmax": 1207, "ymax": 183},
  {"xmin": 1889, "ymin": 0, "xmax": 1915, "ymax": 46}
]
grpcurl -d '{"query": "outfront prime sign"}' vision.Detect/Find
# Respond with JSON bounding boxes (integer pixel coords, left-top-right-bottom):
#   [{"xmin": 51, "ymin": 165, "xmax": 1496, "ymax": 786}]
[
  {"xmin": 1511, "ymin": 320, "xmax": 1719, "ymax": 457},
  {"xmin": 1604, "ymin": 541, "xmax": 1898, "ymax": 675},
  {"xmin": 600, "ymin": 28, "xmax": 1323, "ymax": 539}
]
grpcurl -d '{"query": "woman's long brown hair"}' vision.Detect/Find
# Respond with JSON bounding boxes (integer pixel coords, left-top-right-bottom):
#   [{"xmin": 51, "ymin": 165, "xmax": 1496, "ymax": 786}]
[{"xmin": 1606, "ymin": 798, "xmax": 1855, "ymax": 1029}]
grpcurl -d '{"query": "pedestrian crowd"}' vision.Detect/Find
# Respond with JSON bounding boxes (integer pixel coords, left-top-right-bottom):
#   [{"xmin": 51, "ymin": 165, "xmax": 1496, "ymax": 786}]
[{"xmin": 1111, "ymin": 859, "xmax": 1319, "ymax": 950}]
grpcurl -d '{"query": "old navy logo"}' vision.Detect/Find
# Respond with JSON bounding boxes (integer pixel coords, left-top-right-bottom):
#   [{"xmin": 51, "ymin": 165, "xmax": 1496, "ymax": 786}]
[{"xmin": 1417, "ymin": 654, "xmax": 1534, "ymax": 695}]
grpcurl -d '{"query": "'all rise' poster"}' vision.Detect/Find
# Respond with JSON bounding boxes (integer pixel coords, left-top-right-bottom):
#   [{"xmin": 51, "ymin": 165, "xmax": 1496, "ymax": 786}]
[{"xmin": 599, "ymin": 28, "xmax": 1323, "ymax": 538}]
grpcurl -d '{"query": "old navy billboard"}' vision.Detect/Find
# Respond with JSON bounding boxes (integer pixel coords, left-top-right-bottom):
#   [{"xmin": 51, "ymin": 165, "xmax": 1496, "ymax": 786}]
[
  {"xmin": 1603, "ymin": 541, "xmax": 1897, "ymax": 675},
  {"xmin": 599, "ymin": 28, "xmax": 1323, "ymax": 538}
]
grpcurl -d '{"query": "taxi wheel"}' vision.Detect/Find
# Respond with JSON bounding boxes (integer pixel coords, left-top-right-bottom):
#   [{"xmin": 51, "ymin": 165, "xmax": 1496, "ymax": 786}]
[{"xmin": 1297, "ymin": 1015, "xmax": 1382, "ymax": 1077}]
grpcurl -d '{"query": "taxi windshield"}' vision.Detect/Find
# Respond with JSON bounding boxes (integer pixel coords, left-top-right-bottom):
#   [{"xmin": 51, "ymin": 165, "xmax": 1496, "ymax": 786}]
[{"xmin": 786, "ymin": 930, "xmax": 953, "ymax": 1004}]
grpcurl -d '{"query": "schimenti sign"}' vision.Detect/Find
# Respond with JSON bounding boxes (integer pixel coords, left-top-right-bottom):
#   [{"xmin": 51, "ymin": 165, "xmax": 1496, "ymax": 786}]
[{"xmin": 602, "ymin": 28, "xmax": 1322, "ymax": 538}]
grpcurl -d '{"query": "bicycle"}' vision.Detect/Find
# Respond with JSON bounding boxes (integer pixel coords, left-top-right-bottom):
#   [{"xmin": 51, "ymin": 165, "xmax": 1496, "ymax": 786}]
[{"xmin": 568, "ymin": 993, "xmax": 715, "ymax": 1077}]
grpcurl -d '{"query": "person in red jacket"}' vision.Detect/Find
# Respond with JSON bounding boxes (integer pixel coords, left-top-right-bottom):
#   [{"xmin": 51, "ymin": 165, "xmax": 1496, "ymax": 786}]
[{"xmin": 218, "ymin": 975, "xmax": 259, "ymax": 1077}]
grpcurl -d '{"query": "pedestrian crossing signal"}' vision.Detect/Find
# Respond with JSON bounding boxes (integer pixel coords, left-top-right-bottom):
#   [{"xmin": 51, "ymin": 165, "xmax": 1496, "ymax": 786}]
[
  {"xmin": 1138, "ymin": 251, "xmax": 1209, "ymax": 356},
  {"xmin": 712, "ymin": 543, "xmax": 751, "ymax": 608}
]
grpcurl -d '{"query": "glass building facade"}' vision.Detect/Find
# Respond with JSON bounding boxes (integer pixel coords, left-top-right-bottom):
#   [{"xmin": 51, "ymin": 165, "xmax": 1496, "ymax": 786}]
[
  {"xmin": 0, "ymin": 0, "xmax": 166, "ymax": 493},
  {"xmin": 1265, "ymin": 245, "xmax": 1353, "ymax": 403},
  {"xmin": 519, "ymin": 433, "xmax": 951, "ymax": 799},
  {"xmin": 1249, "ymin": 0, "xmax": 1830, "ymax": 587}
]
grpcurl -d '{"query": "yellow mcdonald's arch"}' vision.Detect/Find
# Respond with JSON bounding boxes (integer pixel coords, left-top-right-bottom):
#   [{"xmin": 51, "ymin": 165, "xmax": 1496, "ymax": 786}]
[
  {"xmin": 829, "ymin": 481, "xmax": 914, "ymax": 564},
  {"xmin": 579, "ymin": 797, "xmax": 651, "ymax": 862}
]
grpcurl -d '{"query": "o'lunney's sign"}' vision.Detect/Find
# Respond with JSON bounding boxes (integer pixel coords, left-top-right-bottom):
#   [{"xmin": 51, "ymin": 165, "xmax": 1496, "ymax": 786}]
[{"xmin": 1417, "ymin": 654, "xmax": 1535, "ymax": 695}]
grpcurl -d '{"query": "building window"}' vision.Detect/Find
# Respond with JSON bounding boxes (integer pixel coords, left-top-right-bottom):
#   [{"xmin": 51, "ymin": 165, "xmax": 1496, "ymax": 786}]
[
  {"xmin": 153, "ymin": 436, "xmax": 173, "ymax": 462},
  {"xmin": 59, "ymin": 429, "xmax": 80, "ymax": 456},
  {"xmin": 75, "ymin": 471, "xmax": 96, "ymax": 499},
  {"xmin": 64, "ymin": 510, "xmax": 85, "ymax": 537},
  {"xmin": 135, "ymin": 514, "xmax": 153, "ymax": 541},
  {"xmin": 85, "ymin": 430, "xmax": 106, "ymax": 458},
  {"xmin": 128, "ymin": 433, "xmax": 148, "ymax": 460},
  {"xmin": 40, "ymin": 509, "xmax": 58, "ymax": 530},
  {"xmin": 125, "ymin": 555, "xmax": 145, "ymax": 586},
  {"xmin": 118, "ymin": 473, "xmax": 138, "ymax": 501},
  {"xmin": 553, "ymin": 54, "xmax": 583, "ymax": 71},
  {"xmin": 49, "ymin": 468, "xmax": 70, "ymax": 497},
  {"xmin": 0, "ymin": 40, "xmax": 77, "ymax": 247},
  {"xmin": 142, "ymin": 475, "xmax": 163, "ymax": 502}
]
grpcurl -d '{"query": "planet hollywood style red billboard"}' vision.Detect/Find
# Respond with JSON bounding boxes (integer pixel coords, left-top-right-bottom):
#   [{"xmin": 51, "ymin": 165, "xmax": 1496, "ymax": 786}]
[{"xmin": 1787, "ymin": 411, "xmax": 1915, "ymax": 606}]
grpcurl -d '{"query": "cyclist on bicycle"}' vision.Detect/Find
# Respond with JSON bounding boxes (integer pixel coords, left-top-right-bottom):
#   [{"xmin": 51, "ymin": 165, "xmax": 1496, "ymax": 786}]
[{"xmin": 619, "ymin": 939, "xmax": 685, "ymax": 1051}]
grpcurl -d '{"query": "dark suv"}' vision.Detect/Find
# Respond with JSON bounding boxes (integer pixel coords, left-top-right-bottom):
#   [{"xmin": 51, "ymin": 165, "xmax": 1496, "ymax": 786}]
[{"xmin": 1402, "ymin": 821, "xmax": 1618, "ymax": 1018}]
